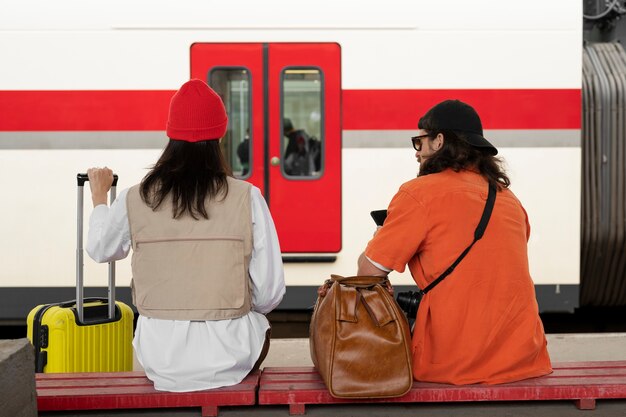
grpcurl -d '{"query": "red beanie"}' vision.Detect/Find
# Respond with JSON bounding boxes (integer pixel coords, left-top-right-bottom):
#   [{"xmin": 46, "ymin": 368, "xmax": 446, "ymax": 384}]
[{"xmin": 166, "ymin": 79, "xmax": 228, "ymax": 142}]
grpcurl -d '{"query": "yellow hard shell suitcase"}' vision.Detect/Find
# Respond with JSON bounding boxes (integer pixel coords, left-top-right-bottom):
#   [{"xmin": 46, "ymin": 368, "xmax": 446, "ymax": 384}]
[{"xmin": 27, "ymin": 173, "xmax": 134, "ymax": 373}]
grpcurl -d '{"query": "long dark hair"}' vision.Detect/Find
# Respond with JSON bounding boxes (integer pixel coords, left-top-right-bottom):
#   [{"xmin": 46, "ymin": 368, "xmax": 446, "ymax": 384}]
[
  {"xmin": 140, "ymin": 139, "xmax": 232, "ymax": 219},
  {"xmin": 419, "ymin": 130, "xmax": 511, "ymax": 190}
]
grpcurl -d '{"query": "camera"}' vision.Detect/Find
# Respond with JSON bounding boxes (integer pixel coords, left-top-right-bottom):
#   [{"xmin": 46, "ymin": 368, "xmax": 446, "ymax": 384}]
[{"xmin": 396, "ymin": 290, "xmax": 423, "ymax": 319}]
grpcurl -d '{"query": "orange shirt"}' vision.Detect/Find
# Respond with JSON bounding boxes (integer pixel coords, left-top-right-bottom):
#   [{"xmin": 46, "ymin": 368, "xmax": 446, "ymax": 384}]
[{"xmin": 365, "ymin": 169, "xmax": 552, "ymax": 385}]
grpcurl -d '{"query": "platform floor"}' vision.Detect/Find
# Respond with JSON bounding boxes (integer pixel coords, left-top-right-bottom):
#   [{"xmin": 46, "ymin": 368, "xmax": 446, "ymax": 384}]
[{"xmin": 132, "ymin": 332, "xmax": 626, "ymax": 371}]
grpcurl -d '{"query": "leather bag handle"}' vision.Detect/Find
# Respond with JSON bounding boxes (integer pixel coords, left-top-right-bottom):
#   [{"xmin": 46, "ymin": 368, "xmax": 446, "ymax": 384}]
[
  {"xmin": 335, "ymin": 277, "xmax": 396, "ymax": 326},
  {"xmin": 330, "ymin": 274, "xmax": 394, "ymax": 294},
  {"xmin": 331, "ymin": 274, "xmax": 387, "ymax": 287},
  {"xmin": 337, "ymin": 286, "xmax": 359, "ymax": 323},
  {"xmin": 319, "ymin": 274, "xmax": 391, "ymax": 297},
  {"xmin": 360, "ymin": 287, "xmax": 394, "ymax": 326}
]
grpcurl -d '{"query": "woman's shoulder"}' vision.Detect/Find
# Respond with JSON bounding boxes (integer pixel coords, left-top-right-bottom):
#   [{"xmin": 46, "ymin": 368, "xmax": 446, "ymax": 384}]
[
  {"xmin": 248, "ymin": 184, "xmax": 262, "ymax": 199},
  {"xmin": 227, "ymin": 176, "xmax": 253, "ymax": 192},
  {"xmin": 121, "ymin": 185, "xmax": 139, "ymax": 201},
  {"xmin": 225, "ymin": 177, "xmax": 263, "ymax": 201}
]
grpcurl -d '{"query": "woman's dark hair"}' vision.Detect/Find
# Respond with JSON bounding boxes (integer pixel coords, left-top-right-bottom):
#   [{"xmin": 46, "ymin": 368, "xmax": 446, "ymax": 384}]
[
  {"xmin": 419, "ymin": 130, "xmax": 511, "ymax": 190},
  {"xmin": 140, "ymin": 139, "xmax": 232, "ymax": 219}
]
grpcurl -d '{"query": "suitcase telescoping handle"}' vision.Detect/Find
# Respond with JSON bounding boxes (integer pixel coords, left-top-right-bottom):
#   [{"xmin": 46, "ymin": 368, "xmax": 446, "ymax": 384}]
[{"xmin": 76, "ymin": 173, "xmax": 119, "ymax": 323}]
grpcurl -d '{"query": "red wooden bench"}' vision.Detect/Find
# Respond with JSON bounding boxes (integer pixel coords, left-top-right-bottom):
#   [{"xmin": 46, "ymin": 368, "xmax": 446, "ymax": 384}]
[
  {"xmin": 258, "ymin": 361, "xmax": 626, "ymax": 415},
  {"xmin": 36, "ymin": 370, "xmax": 259, "ymax": 416}
]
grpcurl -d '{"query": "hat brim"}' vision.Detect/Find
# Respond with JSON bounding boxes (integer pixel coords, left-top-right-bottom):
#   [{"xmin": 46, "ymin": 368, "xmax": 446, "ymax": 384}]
[{"xmin": 465, "ymin": 132, "xmax": 498, "ymax": 156}]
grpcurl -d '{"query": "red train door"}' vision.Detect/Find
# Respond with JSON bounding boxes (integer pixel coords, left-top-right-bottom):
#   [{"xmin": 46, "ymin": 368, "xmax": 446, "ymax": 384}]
[{"xmin": 190, "ymin": 43, "xmax": 341, "ymax": 254}]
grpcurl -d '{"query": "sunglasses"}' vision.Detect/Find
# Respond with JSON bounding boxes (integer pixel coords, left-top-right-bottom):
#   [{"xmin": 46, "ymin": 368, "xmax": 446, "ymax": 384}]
[{"xmin": 411, "ymin": 134, "xmax": 432, "ymax": 151}]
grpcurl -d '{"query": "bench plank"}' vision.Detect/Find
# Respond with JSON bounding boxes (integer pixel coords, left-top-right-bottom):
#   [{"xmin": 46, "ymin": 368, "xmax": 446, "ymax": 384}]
[
  {"xmin": 37, "ymin": 371, "xmax": 149, "ymax": 379},
  {"xmin": 36, "ymin": 371, "xmax": 259, "ymax": 417},
  {"xmin": 258, "ymin": 362, "xmax": 626, "ymax": 415},
  {"xmin": 37, "ymin": 376, "xmax": 258, "ymax": 390}
]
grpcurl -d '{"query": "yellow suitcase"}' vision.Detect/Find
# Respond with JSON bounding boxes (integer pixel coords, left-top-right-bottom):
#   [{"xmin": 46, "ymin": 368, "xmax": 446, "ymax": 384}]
[
  {"xmin": 27, "ymin": 299, "xmax": 133, "ymax": 373},
  {"xmin": 27, "ymin": 173, "xmax": 134, "ymax": 373}
]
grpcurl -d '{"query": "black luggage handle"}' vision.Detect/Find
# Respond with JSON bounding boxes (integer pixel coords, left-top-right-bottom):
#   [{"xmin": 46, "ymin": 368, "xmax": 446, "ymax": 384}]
[
  {"xmin": 76, "ymin": 172, "xmax": 118, "ymax": 323},
  {"xmin": 77, "ymin": 173, "xmax": 118, "ymax": 187},
  {"xmin": 59, "ymin": 297, "xmax": 123, "ymax": 325},
  {"xmin": 59, "ymin": 297, "xmax": 114, "ymax": 309}
]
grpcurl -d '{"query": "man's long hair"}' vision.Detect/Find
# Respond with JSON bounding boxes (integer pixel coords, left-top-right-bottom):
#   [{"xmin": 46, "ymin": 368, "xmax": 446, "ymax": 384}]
[
  {"xmin": 419, "ymin": 130, "xmax": 511, "ymax": 190},
  {"xmin": 140, "ymin": 139, "xmax": 231, "ymax": 219}
]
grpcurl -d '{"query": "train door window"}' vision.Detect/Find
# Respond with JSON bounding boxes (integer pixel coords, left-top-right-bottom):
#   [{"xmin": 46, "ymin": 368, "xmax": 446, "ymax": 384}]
[
  {"xmin": 209, "ymin": 68, "xmax": 251, "ymax": 178},
  {"xmin": 281, "ymin": 68, "xmax": 323, "ymax": 178}
]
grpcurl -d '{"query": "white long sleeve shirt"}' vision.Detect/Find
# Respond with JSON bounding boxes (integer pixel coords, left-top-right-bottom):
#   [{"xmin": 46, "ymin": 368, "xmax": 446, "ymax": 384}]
[{"xmin": 87, "ymin": 185, "xmax": 285, "ymax": 392}]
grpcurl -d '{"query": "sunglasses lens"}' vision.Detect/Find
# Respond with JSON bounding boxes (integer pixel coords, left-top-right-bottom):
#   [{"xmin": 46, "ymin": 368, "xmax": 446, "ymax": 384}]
[
  {"xmin": 412, "ymin": 137, "xmax": 422, "ymax": 151},
  {"xmin": 412, "ymin": 134, "xmax": 431, "ymax": 151}
]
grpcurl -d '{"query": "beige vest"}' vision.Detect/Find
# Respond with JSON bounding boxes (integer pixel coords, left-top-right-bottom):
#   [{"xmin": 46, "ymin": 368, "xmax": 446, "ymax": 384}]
[{"xmin": 126, "ymin": 177, "xmax": 253, "ymax": 320}]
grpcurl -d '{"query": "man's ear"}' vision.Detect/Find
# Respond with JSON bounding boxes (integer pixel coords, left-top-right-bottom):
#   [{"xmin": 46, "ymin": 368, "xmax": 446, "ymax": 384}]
[{"xmin": 434, "ymin": 133, "xmax": 445, "ymax": 150}]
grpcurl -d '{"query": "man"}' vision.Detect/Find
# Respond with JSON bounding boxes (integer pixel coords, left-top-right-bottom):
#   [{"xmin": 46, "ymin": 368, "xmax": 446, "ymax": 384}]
[
  {"xmin": 357, "ymin": 99, "xmax": 552, "ymax": 385},
  {"xmin": 283, "ymin": 118, "xmax": 320, "ymax": 175}
]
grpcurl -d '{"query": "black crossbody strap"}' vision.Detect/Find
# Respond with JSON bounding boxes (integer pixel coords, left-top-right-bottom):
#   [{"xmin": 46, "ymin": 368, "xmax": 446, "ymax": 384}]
[{"xmin": 421, "ymin": 183, "xmax": 497, "ymax": 295}]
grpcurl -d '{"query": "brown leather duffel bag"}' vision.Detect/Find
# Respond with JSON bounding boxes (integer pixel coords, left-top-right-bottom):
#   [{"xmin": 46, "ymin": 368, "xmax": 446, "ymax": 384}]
[{"xmin": 309, "ymin": 274, "xmax": 413, "ymax": 398}]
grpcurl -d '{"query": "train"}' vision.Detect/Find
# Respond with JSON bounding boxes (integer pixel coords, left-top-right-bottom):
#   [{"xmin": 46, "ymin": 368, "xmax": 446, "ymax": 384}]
[{"xmin": 0, "ymin": 0, "xmax": 582, "ymax": 322}]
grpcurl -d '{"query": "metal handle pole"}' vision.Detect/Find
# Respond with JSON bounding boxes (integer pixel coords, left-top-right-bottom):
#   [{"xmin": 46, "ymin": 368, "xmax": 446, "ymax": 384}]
[
  {"xmin": 108, "ymin": 185, "xmax": 116, "ymax": 320},
  {"xmin": 76, "ymin": 173, "xmax": 118, "ymax": 323},
  {"xmin": 76, "ymin": 180, "xmax": 85, "ymax": 323}
]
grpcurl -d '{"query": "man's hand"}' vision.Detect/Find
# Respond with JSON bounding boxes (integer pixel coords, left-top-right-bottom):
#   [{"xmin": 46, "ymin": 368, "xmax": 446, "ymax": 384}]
[{"xmin": 87, "ymin": 167, "xmax": 114, "ymax": 207}]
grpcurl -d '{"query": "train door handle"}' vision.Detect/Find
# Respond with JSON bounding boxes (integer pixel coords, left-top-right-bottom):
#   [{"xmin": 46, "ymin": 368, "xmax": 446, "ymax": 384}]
[{"xmin": 270, "ymin": 156, "xmax": 280, "ymax": 166}]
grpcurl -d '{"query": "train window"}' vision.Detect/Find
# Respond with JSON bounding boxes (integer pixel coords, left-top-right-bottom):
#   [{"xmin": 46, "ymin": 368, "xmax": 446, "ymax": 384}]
[
  {"xmin": 209, "ymin": 68, "xmax": 251, "ymax": 178},
  {"xmin": 281, "ymin": 68, "xmax": 323, "ymax": 179}
]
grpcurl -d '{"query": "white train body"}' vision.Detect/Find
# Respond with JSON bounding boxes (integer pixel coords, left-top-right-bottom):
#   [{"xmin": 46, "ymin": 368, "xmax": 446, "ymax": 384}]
[{"xmin": 0, "ymin": 0, "xmax": 581, "ymax": 315}]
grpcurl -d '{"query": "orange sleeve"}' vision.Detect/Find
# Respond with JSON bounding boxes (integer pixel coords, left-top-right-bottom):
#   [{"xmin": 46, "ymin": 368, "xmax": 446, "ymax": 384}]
[{"xmin": 365, "ymin": 189, "xmax": 428, "ymax": 273}]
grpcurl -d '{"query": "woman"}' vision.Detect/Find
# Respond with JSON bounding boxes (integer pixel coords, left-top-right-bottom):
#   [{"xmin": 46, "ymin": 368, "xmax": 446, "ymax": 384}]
[{"xmin": 86, "ymin": 79, "xmax": 285, "ymax": 392}]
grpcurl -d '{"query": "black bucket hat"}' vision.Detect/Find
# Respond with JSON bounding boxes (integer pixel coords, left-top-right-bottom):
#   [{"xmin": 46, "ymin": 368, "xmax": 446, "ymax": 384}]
[{"xmin": 418, "ymin": 99, "xmax": 498, "ymax": 155}]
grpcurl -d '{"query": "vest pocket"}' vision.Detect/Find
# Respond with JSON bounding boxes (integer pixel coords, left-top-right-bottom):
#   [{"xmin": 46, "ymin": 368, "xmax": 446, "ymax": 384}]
[{"xmin": 133, "ymin": 236, "xmax": 247, "ymax": 311}]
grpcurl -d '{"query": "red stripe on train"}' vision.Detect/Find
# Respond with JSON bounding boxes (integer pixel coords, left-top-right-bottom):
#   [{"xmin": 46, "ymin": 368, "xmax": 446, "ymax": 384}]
[
  {"xmin": 0, "ymin": 89, "xmax": 580, "ymax": 131},
  {"xmin": 0, "ymin": 91, "xmax": 173, "ymax": 131},
  {"xmin": 343, "ymin": 89, "xmax": 581, "ymax": 130}
]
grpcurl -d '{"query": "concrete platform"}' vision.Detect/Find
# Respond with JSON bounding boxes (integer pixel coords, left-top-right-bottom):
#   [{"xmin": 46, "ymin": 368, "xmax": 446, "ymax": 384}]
[
  {"xmin": 131, "ymin": 333, "xmax": 626, "ymax": 371},
  {"xmin": 261, "ymin": 333, "xmax": 626, "ymax": 368}
]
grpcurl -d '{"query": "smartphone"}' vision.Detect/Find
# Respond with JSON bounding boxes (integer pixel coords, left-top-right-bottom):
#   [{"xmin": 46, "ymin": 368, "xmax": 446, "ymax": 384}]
[{"xmin": 370, "ymin": 209, "xmax": 388, "ymax": 226}]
